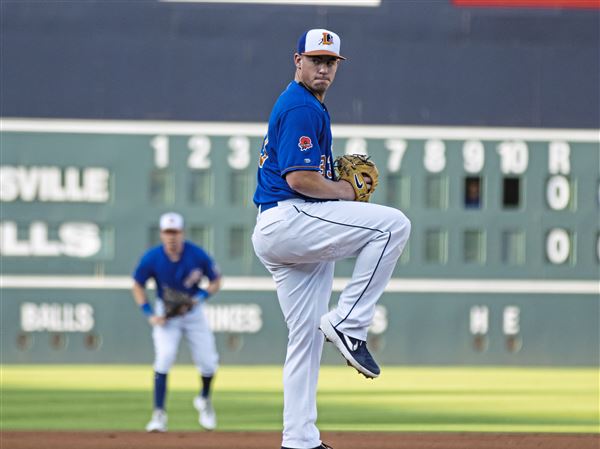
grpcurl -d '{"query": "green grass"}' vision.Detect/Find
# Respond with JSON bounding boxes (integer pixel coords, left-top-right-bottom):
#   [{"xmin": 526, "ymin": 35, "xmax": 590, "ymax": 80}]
[{"xmin": 1, "ymin": 365, "xmax": 598, "ymax": 433}]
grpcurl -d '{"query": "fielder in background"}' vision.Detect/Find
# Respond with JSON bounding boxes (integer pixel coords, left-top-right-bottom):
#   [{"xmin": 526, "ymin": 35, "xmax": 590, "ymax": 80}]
[
  {"xmin": 252, "ymin": 29, "xmax": 411, "ymax": 449},
  {"xmin": 131, "ymin": 212, "xmax": 222, "ymax": 432}
]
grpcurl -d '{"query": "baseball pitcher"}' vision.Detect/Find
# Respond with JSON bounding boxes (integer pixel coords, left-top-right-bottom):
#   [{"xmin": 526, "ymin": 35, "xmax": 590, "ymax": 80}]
[{"xmin": 251, "ymin": 29, "xmax": 411, "ymax": 449}]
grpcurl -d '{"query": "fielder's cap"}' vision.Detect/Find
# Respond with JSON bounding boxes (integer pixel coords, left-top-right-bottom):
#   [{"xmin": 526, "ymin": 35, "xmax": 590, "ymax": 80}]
[
  {"xmin": 297, "ymin": 28, "xmax": 346, "ymax": 60},
  {"xmin": 159, "ymin": 212, "xmax": 184, "ymax": 231}
]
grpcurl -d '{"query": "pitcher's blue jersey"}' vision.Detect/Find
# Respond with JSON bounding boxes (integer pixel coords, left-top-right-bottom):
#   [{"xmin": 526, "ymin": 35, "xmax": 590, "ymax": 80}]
[
  {"xmin": 133, "ymin": 241, "xmax": 219, "ymax": 299},
  {"xmin": 253, "ymin": 81, "xmax": 334, "ymax": 207}
]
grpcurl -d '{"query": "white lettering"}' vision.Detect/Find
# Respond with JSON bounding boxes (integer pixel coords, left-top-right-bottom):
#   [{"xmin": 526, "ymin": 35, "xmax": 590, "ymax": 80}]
[
  {"xmin": 59, "ymin": 223, "xmax": 102, "ymax": 258},
  {"xmin": 462, "ymin": 140, "xmax": 485, "ymax": 173},
  {"xmin": 385, "ymin": 139, "xmax": 407, "ymax": 173},
  {"xmin": 151, "ymin": 135, "xmax": 170, "ymax": 168},
  {"xmin": 546, "ymin": 228, "xmax": 570, "ymax": 264},
  {"xmin": 228, "ymin": 136, "xmax": 251, "ymax": 170},
  {"xmin": 0, "ymin": 166, "xmax": 39, "ymax": 201},
  {"xmin": 83, "ymin": 168, "xmax": 110, "ymax": 202},
  {"xmin": 424, "ymin": 139, "xmax": 446, "ymax": 173},
  {"xmin": 497, "ymin": 141, "xmax": 529, "ymax": 174},
  {"xmin": 188, "ymin": 136, "xmax": 212, "ymax": 169},
  {"xmin": 546, "ymin": 175, "xmax": 571, "ymax": 210},
  {"xmin": 0, "ymin": 222, "xmax": 30, "ymax": 256},
  {"xmin": 0, "ymin": 166, "xmax": 110, "ymax": 203},
  {"xmin": 548, "ymin": 141, "xmax": 570, "ymax": 175},
  {"xmin": 470, "ymin": 305, "xmax": 489, "ymax": 335},
  {"xmin": 75, "ymin": 303, "xmax": 95, "ymax": 332},
  {"xmin": 30, "ymin": 221, "xmax": 61, "ymax": 256},
  {"xmin": 38, "ymin": 167, "xmax": 65, "ymax": 201},
  {"xmin": 0, "ymin": 221, "xmax": 101, "ymax": 258},
  {"xmin": 503, "ymin": 306, "xmax": 520, "ymax": 335},
  {"xmin": 20, "ymin": 302, "xmax": 95, "ymax": 332},
  {"xmin": 204, "ymin": 304, "xmax": 262, "ymax": 333}
]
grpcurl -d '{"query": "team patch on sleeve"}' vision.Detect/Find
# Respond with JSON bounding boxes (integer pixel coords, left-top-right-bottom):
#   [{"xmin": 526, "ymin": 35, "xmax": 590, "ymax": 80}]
[{"xmin": 298, "ymin": 136, "xmax": 313, "ymax": 151}]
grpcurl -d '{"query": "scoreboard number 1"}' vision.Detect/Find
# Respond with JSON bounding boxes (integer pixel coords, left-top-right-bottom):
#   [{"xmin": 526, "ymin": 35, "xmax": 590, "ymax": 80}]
[{"xmin": 151, "ymin": 135, "xmax": 169, "ymax": 168}]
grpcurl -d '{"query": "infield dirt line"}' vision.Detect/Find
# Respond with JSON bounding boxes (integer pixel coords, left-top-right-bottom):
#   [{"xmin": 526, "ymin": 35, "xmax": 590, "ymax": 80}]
[{"xmin": 2, "ymin": 431, "xmax": 599, "ymax": 449}]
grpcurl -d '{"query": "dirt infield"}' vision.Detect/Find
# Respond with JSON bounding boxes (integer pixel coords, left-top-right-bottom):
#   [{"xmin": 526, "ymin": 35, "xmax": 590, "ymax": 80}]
[{"xmin": 2, "ymin": 431, "xmax": 598, "ymax": 449}]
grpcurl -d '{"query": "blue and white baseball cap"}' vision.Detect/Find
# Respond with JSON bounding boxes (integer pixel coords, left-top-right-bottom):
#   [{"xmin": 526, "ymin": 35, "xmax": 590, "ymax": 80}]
[
  {"xmin": 159, "ymin": 212, "xmax": 184, "ymax": 231},
  {"xmin": 297, "ymin": 29, "xmax": 346, "ymax": 60}
]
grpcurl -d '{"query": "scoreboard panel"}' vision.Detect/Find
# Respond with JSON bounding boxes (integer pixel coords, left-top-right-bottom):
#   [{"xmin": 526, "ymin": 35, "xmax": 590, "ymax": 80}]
[
  {"xmin": 1, "ymin": 119, "xmax": 598, "ymax": 280},
  {"xmin": 1, "ymin": 119, "xmax": 598, "ymax": 365}
]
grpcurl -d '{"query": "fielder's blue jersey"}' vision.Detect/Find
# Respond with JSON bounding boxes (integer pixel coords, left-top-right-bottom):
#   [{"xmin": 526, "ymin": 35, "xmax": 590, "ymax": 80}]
[
  {"xmin": 133, "ymin": 241, "xmax": 219, "ymax": 299},
  {"xmin": 253, "ymin": 81, "xmax": 334, "ymax": 207}
]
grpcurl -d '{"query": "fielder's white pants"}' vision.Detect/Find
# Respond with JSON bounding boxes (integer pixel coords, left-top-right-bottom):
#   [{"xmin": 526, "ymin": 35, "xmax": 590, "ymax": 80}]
[
  {"xmin": 252, "ymin": 199, "xmax": 411, "ymax": 449},
  {"xmin": 152, "ymin": 303, "xmax": 219, "ymax": 376}
]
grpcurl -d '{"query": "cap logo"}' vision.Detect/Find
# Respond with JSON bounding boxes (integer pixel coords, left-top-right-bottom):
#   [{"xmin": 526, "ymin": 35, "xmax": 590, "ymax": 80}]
[
  {"xmin": 298, "ymin": 136, "xmax": 313, "ymax": 151},
  {"xmin": 320, "ymin": 32, "xmax": 334, "ymax": 46}
]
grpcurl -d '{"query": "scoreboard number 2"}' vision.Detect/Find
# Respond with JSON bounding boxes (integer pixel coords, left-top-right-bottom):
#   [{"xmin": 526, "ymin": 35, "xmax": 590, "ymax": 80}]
[{"xmin": 188, "ymin": 136, "xmax": 212, "ymax": 169}]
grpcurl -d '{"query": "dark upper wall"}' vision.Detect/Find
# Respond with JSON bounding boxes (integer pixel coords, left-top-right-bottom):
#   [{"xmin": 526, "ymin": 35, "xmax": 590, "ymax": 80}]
[{"xmin": 2, "ymin": 0, "xmax": 598, "ymax": 127}]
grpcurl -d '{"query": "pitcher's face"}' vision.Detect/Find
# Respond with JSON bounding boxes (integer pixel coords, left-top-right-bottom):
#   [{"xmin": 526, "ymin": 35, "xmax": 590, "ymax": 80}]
[{"xmin": 295, "ymin": 54, "xmax": 339, "ymax": 96}]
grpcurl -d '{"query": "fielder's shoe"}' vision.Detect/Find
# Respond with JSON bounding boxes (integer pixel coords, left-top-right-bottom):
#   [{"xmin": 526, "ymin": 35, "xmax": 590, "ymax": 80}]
[
  {"xmin": 193, "ymin": 396, "xmax": 217, "ymax": 430},
  {"xmin": 320, "ymin": 315, "xmax": 380, "ymax": 379},
  {"xmin": 145, "ymin": 409, "xmax": 167, "ymax": 432},
  {"xmin": 281, "ymin": 444, "xmax": 333, "ymax": 449}
]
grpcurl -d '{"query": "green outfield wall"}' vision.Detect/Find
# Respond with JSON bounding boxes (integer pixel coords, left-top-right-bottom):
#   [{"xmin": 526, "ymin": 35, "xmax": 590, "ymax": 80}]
[
  {"xmin": 1, "ymin": 119, "xmax": 598, "ymax": 365},
  {"xmin": 1, "ymin": 289, "xmax": 598, "ymax": 366}
]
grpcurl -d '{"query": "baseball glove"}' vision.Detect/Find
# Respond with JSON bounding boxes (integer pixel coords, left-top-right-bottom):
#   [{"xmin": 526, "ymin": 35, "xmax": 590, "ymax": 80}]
[
  {"xmin": 162, "ymin": 287, "xmax": 196, "ymax": 318},
  {"xmin": 334, "ymin": 154, "xmax": 379, "ymax": 202}
]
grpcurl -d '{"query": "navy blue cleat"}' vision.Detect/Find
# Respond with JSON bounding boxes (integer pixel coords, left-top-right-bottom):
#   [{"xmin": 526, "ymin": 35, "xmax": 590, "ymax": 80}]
[{"xmin": 319, "ymin": 316, "xmax": 380, "ymax": 379}]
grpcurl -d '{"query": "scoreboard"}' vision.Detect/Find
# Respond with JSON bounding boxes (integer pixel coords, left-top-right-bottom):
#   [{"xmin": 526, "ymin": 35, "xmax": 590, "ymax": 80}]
[
  {"xmin": 1, "ymin": 118, "xmax": 598, "ymax": 365},
  {"xmin": 2, "ymin": 119, "xmax": 599, "ymax": 278}
]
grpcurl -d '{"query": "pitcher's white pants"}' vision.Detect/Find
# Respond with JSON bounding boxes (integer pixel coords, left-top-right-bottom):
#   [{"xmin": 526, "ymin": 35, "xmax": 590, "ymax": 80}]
[{"xmin": 252, "ymin": 199, "xmax": 410, "ymax": 449}]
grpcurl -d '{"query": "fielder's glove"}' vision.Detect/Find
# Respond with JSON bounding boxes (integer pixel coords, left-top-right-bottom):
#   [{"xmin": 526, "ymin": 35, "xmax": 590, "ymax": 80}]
[
  {"xmin": 334, "ymin": 154, "xmax": 379, "ymax": 202},
  {"xmin": 162, "ymin": 287, "xmax": 197, "ymax": 319}
]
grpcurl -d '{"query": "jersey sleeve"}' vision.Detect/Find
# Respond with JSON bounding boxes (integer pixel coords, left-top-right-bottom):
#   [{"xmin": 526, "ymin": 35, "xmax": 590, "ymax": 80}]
[
  {"xmin": 192, "ymin": 245, "xmax": 221, "ymax": 282},
  {"xmin": 204, "ymin": 258, "xmax": 221, "ymax": 282},
  {"xmin": 132, "ymin": 251, "xmax": 154, "ymax": 286},
  {"xmin": 278, "ymin": 106, "xmax": 323, "ymax": 176}
]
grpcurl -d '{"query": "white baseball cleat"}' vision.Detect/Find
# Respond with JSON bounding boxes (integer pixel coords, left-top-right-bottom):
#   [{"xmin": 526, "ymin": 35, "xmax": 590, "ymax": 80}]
[
  {"xmin": 193, "ymin": 396, "xmax": 217, "ymax": 430},
  {"xmin": 145, "ymin": 409, "xmax": 168, "ymax": 432}
]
